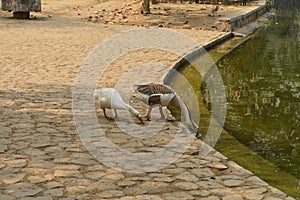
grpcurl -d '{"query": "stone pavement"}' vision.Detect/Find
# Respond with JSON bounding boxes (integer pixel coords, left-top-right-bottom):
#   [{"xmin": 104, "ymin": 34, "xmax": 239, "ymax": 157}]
[{"xmin": 0, "ymin": 4, "xmax": 296, "ymax": 200}]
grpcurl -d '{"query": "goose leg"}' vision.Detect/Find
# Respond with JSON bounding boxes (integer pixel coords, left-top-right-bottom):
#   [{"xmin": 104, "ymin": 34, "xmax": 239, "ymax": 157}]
[
  {"xmin": 158, "ymin": 106, "xmax": 166, "ymax": 120},
  {"xmin": 103, "ymin": 108, "xmax": 114, "ymax": 121},
  {"xmin": 103, "ymin": 108, "xmax": 108, "ymax": 118},
  {"xmin": 113, "ymin": 109, "xmax": 120, "ymax": 120},
  {"xmin": 145, "ymin": 106, "xmax": 152, "ymax": 121}
]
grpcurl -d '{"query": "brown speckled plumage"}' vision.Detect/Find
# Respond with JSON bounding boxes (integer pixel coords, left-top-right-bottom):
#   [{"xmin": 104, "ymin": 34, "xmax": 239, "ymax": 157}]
[{"xmin": 134, "ymin": 83, "xmax": 174, "ymax": 95}]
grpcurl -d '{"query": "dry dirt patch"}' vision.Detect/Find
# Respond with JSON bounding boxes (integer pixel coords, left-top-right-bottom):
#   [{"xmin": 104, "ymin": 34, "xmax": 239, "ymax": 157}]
[{"xmin": 0, "ymin": 0, "xmax": 257, "ymax": 31}]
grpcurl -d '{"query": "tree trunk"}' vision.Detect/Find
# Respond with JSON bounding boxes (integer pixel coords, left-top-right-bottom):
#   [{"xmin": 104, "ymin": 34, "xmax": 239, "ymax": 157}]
[{"xmin": 142, "ymin": 0, "xmax": 150, "ymax": 15}]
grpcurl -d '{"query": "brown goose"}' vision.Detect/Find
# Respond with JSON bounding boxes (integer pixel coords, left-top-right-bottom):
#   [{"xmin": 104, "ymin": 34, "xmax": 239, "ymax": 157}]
[{"xmin": 133, "ymin": 83, "xmax": 199, "ymax": 133}]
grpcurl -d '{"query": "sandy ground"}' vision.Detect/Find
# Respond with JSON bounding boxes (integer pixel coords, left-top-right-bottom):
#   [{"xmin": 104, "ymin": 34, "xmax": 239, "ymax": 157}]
[
  {"xmin": 0, "ymin": 0, "xmax": 233, "ymax": 89},
  {"xmin": 2, "ymin": 0, "xmax": 260, "ymax": 30}
]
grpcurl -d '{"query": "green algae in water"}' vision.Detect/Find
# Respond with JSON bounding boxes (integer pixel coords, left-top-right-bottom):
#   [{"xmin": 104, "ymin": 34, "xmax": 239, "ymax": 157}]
[
  {"xmin": 169, "ymin": 12, "xmax": 300, "ymax": 198},
  {"xmin": 214, "ymin": 19, "xmax": 300, "ymax": 179},
  {"xmin": 216, "ymin": 129, "xmax": 300, "ymax": 198},
  {"xmin": 171, "ymin": 63, "xmax": 300, "ymax": 199}
]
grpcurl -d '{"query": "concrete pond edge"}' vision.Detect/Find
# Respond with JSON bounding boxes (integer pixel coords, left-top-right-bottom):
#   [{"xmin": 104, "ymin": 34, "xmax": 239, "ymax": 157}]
[{"xmin": 158, "ymin": 5, "xmax": 296, "ymax": 200}]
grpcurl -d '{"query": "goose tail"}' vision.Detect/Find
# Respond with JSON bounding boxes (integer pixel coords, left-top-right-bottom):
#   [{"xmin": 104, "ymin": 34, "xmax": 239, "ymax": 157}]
[{"xmin": 132, "ymin": 85, "xmax": 140, "ymax": 92}]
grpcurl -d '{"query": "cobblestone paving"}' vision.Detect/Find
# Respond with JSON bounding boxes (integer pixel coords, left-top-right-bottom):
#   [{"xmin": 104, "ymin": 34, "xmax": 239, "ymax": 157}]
[{"xmin": 0, "ymin": 12, "xmax": 296, "ymax": 200}]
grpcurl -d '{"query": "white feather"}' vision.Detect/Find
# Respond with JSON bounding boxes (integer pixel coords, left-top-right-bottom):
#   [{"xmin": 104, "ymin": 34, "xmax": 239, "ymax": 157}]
[{"xmin": 94, "ymin": 88, "xmax": 143, "ymax": 122}]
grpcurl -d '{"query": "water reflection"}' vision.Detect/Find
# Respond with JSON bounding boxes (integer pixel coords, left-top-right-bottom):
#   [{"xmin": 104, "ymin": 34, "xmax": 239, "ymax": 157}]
[
  {"xmin": 202, "ymin": 12, "xmax": 300, "ymax": 179},
  {"xmin": 170, "ymin": 10, "xmax": 300, "ymax": 197}
]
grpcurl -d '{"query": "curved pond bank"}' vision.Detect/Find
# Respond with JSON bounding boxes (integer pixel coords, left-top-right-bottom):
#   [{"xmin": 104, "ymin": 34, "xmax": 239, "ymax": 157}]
[
  {"xmin": 213, "ymin": 12, "xmax": 300, "ymax": 198},
  {"xmin": 168, "ymin": 6, "xmax": 299, "ymax": 200},
  {"xmin": 168, "ymin": 32, "xmax": 300, "ymax": 199},
  {"xmin": 162, "ymin": 6, "xmax": 299, "ymax": 200}
]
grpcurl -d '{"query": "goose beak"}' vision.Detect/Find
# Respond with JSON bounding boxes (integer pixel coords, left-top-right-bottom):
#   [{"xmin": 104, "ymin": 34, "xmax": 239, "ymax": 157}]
[
  {"xmin": 194, "ymin": 123, "xmax": 202, "ymax": 137},
  {"xmin": 195, "ymin": 131, "xmax": 201, "ymax": 138},
  {"xmin": 138, "ymin": 117, "xmax": 144, "ymax": 124},
  {"xmin": 187, "ymin": 123, "xmax": 200, "ymax": 137},
  {"xmin": 194, "ymin": 126, "xmax": 201, "ymax": 137},
  {"xmin": 137, "ymin": 115, "xmax": 145, "ymax": 124}
]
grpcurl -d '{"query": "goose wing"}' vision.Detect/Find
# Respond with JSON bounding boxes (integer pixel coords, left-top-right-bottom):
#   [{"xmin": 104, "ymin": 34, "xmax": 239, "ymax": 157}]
[
  {"xmin": 94, "ymin": 88, "xmax": 127, "ymax": 109},
  {"xmin": 133, "ymin": 84, "xmax": 176, "ymax": 106},
  {"xmin": 133, "ymin": 83, "xmax": 174, "ymax": 95},
  {"xmin": 148, "ymin": 94, "xmax": 161, "ymax": 106}
]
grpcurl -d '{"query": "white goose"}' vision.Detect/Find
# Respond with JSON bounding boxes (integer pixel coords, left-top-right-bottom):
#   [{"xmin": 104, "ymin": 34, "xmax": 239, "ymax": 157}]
[
  {"xmin": 94, "ymin": 88, "xmax": 144, "ymax": 124},
  {"xmin": 133, "ymin": 83, "xmax": 199, "ymax": 133}
]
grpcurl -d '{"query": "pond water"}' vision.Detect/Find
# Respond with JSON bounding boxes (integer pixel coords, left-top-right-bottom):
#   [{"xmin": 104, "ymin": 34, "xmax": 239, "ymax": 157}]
[{"xmin": 169, "ymin": 11, "xmax": 300, "ymax": 198}]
